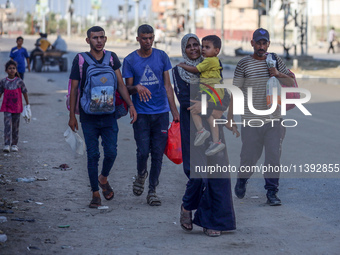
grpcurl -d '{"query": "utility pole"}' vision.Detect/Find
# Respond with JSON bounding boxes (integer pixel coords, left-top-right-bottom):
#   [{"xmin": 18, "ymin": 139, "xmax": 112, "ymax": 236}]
[
  {"xmin": 220, "ymin": 0, "xmax": 226, "ymax": 57},
  {"xmin": 266, "ymin": 0, "xmax": 269, "ymax": 28},
  {"xmin": 293, "ymin": 0, "xmax": 298, "ymax": 56},
  {"xmin": 326, "ymin": 0, "xmax": 330, "ymax": 36},
  {"xmin": 305, "ymin": 0, "xmax": 308, "ymax": 55},
  {"xmin": 66, "ymin": 0, "xmax": 71, "ymax": 38},
  {"xmin": 221, "ymin": 0, "xmax": 224, "ymax": 43},
  {"xmin": 124, "ymin": 0, "xmax": 129, "ymax": 40},
  {"xmin": 134, "ymin": 0, "xmax": 140, "ymax": 29},
  {"xmin": 321, "ymin": 0, "xmax": 324, "ymax": 40},
  {"xmin": 190, "ymin": 0, "xmax": 196, "ymax": 34},
  {"xmin": 41, "ymin": 13, "xmax": 46, "ymax": 33}
]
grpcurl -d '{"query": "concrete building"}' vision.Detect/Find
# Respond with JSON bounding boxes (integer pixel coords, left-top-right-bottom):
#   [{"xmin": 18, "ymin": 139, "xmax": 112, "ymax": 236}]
[
  {"xmin": 151, "ymin": 0, "xmax": 340, "ymax": 47},
  {"xmin": 0, "ymin": 5, "xmax": 19, "ymax": 35},
  {"xmin": 152, "ymin": 0, "xmax": 204, "ymax": 35}
]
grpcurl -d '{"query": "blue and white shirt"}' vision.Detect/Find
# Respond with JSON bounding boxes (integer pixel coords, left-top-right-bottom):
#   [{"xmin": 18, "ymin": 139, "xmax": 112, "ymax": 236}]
[
  {"xmin": 10, "ymin": 47, "xmax": 29, "ymax": 73},
  {"xmin": 122, "ymin": 48, "xmax": 172, "ymax": 114}
]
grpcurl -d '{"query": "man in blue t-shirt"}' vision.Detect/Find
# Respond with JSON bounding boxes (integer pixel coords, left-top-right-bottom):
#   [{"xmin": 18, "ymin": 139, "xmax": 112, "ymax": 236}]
[
  {"xmin": 10, "ymin": 36, "xmax": 30, "ymax": 80},
  {"xmin": 122, "ymin": 24, "xmax": 179, "ymax": 206}
]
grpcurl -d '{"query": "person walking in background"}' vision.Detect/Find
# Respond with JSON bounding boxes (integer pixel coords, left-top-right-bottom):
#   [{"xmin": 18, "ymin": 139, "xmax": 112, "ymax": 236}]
[
  {"xmin": 0, "ymin": 60, "xmax": 30, "ymax": 153},
  {"xmin": 232, "ymin": 28, "xmax": 294, "ymax": 206},
  {"xmin": 68, "ymin": 26, "xmax": 137, "ymax": 208},
  {"xmin": 154, "ymin": 25, "xmax": 165, "ymax": 48},
  {"xmin": 327, "ymin": 27, "xmax": 337, "ymax": 54},
  {"xmin": 122, "ymin": 24, "xmax": 179, "ymax": 206},
  {"xmin": 10, "ymin": 36, "xmax": 30, "ymax": 80}
]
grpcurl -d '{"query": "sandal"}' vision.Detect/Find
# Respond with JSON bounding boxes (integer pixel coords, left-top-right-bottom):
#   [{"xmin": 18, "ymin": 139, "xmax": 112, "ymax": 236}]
[
  {"xmin": 89, "ymin": 196, "xmax": 101, "ymax": 208},
  {"xmin": 146, "ymin": 192, "xmax": 161, "ymax": 206},
  {"xmin": 180, "ymin": 205, "xmax": 193, "ymax": 231},
  {"xmin": 203, "ymin": 228, "xmax": 221, "ymax": 237},
  {"xmin": 98, "ymin": 181, "xmax": 114, "ymax": 200},
  {"xmin": 133, "ymin": 171, "xmax": 148, "ymax": 196}
]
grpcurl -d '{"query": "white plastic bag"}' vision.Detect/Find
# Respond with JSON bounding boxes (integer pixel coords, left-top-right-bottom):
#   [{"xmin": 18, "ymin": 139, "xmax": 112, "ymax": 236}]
[
  {"xmin": 266, "ymin": 77, "xmax": 281, "ymax": 109},
  {"xmin": 64, "ymin": 127, "xmax": 85, "ymax": 155},
  {"xmin": 21, "ymin": 105, "xmax": 32, "ymax": 123},
  {"xmin": 266, "ymin": 54, "xmax": 281, "ymax": 110}
]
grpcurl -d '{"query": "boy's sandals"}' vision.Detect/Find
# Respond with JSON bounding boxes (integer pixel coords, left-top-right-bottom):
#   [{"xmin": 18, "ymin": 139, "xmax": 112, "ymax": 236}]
[
  {"xmin": 180, "ymin": 205, "xmax": 193, "ymax": 231},
  {"xmin": 146, "ymin": 192, "xmax": 162, "ymax": 206},
  {"xmin": 89, "ymin": 196, "xmax": 101, "ymax": 208},
  {"xmin": 133, "ymin": 171, "xmax": 148, "ymax": 196},
  {"xmin": 98, "ymin": 181, "xmax": 114, "ymax": 200},
  {"xmin": 203, "ymin": 228, "xmax": 221, "ymax": 237}
]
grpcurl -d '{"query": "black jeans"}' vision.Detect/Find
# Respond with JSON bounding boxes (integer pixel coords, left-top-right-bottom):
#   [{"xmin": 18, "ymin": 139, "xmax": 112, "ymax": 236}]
[{"xmin": 133, "ymin": 112, "xmax": 169, "ymax": 192}]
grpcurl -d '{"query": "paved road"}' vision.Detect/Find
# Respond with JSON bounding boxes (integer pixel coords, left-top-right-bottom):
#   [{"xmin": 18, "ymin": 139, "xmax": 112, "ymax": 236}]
[{"xmin": 0, "ymin": 36, "xmax": 339, "ymax": 254}]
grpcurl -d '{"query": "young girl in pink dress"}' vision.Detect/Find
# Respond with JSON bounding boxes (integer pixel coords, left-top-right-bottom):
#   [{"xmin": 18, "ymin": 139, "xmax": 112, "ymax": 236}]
[{"xmin": 0, "ymin": 60, "xmax": 29, "ymax": 152}]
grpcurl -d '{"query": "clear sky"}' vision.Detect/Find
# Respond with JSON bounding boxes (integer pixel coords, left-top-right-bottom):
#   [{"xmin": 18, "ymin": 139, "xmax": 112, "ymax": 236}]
[{"xmin": 0, "ymin": 0, "xmax": 151, "ymax": 19}]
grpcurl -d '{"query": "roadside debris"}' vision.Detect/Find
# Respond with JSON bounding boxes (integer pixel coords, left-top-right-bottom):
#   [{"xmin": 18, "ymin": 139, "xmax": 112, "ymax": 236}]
[
  {"xmin": 44, "ymin": 239, "xmax": 56, "ymax": 244},
  {"xmin": 61, "ymin": 245, "xmax": 73, "ymax": 249},
  {"xmin": 58, "ymin": 225, "xmax": 70, "ymax": 228},
  {"xmin": 0, "ymin": 234, "xmax": 7, "ymax": 243},
  {"xmin": 27, "ymin": 246, "xmax": 40, "ymax": 250},
  {"xmin": 16, "ymin": 177, "xmax": 36, "ymax": 183},
  {"xmin": 36, "ymin": 177, "xmax": 48, "ymax": 181},
  {"xmin": 53, "ymin": 164, "xmax": 72, "ymax": 171},
  {"xmin": 98, "ymin": 206, "xmax": 109, "ymax": 210},
  {"xmin": 11, "ymin": 218, "xmax": 35, "ymax": 222},
  {"xmin": 0, "ymin": 210, "xmax": 14, "ymax": 214}
]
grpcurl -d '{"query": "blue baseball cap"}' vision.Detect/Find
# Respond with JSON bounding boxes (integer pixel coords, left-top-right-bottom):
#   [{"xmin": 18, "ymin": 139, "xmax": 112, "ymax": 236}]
[{"xmin": 253, "ymin": 28, "xmax": 270, "ymax": 42}]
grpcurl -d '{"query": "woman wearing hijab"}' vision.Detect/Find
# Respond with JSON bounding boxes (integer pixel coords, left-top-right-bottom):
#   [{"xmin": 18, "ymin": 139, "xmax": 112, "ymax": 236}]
[{"xmin": 172, "ymin": 34, "xmax": 236, "ymax": 237}]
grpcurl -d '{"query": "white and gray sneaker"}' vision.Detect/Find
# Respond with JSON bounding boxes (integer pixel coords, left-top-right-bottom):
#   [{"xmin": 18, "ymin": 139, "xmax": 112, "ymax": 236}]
[
  {"xmin": 3, "ymin": 145, "xmax": 10, "ymax": 153},
  {"xmin": 11, "ymin": 145, "xmax": 18, "ymax": 152},
  {"xmin": 205, "ymin": 141, "xmax": 226, "ymax": 156},
  {"xmin": 194, "ymin": 128, "xmax": 211, "ymax": 146}
]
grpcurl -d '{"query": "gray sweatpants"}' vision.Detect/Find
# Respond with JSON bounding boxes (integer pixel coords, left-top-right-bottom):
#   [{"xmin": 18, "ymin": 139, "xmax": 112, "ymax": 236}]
[{"xmin": 238, "ymin": 120, "xmax": 286, "ymax": 191}]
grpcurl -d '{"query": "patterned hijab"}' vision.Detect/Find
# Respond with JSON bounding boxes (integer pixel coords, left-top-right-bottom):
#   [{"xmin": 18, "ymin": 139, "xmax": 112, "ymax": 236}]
[{"xmin": 178, "ymin": 34, "xmax": 204, "ymax": 83}]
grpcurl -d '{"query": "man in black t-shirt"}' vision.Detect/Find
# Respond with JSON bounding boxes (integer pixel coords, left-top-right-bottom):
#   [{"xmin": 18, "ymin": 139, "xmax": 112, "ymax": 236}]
[{"xmin": 68, "ymin": 26, "xmax": 137, "ymax": 208}]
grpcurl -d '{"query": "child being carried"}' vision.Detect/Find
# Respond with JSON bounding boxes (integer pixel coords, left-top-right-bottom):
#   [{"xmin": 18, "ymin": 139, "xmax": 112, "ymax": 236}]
[{"xmin": 177, "ymin": 35, "xmax": 226, "ymax": 156}]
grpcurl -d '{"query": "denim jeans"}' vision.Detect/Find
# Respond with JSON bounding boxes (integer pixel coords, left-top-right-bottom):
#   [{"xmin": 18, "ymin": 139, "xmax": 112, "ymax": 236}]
[
  {"xmin": 81, "ymin": 118, "xmax": 118, "ymax": 192},
  {"xmin": 133, "ymin": 112, "xmax": 169, "ymax": 192},
  {"xmin": 238, "ymin": 120, "xmax": 286, "ymax": 191}
]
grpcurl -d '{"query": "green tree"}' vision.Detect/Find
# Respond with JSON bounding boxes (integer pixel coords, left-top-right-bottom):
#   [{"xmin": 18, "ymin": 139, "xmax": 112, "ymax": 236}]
[
  {"xmin": 47, "ymin": 12, "xmax": 58, "ymax": 34},
  {"xmin": 58, "ymin": 19, "xmax": 67, "ymax": 34},
  {"xmin": 24, "ymin": 12, "xmax": 37, "ymax": 34},
  {"xmin": 71, "ymin": 19, "xmax": 78, "ymax": 34}
]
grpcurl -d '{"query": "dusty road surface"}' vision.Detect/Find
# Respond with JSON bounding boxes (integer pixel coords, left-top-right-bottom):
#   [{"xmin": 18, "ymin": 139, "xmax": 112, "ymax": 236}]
[{"xmin": 0, "ymin": 36, "xmax": 340, "ymax": 255}]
